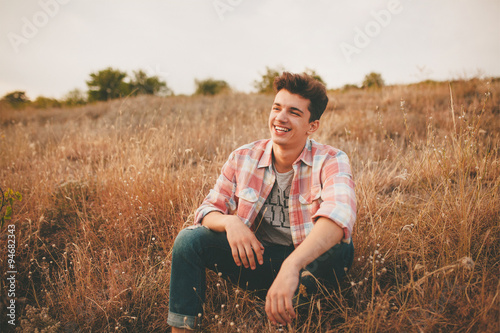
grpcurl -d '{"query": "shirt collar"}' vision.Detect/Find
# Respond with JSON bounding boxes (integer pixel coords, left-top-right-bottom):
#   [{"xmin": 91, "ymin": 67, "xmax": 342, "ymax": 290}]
[
  {"xmin": 295, "ymin": 138, "xmax": 313, "ymax": 167},
  {"xmin": 258, "ymin": 138, "xmax": 313, "ymax": 169},
  {"xmin": 258, "ymin": 140, "xmax": 274, "ymax": 169}
]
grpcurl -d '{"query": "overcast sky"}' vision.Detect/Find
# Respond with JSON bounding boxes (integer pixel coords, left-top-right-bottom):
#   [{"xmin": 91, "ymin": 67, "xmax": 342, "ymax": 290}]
[{"xmin": 1, "ymin": 0, "xmax": 499, "ymax": 99}]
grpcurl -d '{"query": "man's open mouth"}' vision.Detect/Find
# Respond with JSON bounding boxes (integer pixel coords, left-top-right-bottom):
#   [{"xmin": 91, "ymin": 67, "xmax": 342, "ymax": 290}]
[{"xmin": 274, "ymin": 125, "xmax": 290, "ymax": 133}]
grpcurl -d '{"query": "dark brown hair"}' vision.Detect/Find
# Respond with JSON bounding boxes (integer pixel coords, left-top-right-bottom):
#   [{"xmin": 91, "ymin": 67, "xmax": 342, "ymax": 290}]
[{"xmin": 273, "ymin": 72, "xmax": 328, "ymax": 122}]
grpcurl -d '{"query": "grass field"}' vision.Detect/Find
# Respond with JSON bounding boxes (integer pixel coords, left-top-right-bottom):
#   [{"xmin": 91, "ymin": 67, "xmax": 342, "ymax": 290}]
[{"xmin": 0, "ymin": 79, "xmax": 499, "ymax": 332}]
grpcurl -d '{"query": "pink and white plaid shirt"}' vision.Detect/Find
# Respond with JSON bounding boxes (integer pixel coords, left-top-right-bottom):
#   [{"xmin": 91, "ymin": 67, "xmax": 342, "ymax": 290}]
[{"xmin": 194, "ymin": 138, "xmax": 356, "ymax": 246}]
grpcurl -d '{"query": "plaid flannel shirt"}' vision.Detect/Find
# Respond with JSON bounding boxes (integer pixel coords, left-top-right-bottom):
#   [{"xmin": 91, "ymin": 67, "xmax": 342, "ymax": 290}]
[{"xmin": 194, "ymin": 138, "xmax": 356, "ymax": 246}]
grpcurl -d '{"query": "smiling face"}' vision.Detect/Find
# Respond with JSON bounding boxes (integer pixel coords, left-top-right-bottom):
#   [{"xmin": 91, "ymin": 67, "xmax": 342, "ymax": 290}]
[{"xmin": 269, "ymin": 89, "xmax": 319, "ymax": 150}]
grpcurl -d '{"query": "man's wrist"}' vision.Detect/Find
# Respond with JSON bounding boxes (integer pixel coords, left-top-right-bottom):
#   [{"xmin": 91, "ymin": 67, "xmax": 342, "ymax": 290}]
[
  {"xmin": 202, "ymin": 211, "xmax": 229, "ymax": 232},
  {"xmin": 218, "ymin": 214, "xmax": 240, "ymax": 232},
  {"xmin": 281, "ymin": 256, "xmax": 303, "ymax": 274},
  {"xmin": 220, "ymin": 215, "xmax": 231, "ymax": 231}
]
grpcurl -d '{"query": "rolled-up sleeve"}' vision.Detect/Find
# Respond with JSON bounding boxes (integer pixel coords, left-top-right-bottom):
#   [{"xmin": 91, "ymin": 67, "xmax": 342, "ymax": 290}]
[
  {"xmin": 194, "ymin": 153, "xmax": 238, "ymax": 225},
  {"xmin": 312, "ymin": 152, "xmax": 356, "ymax": 241}
]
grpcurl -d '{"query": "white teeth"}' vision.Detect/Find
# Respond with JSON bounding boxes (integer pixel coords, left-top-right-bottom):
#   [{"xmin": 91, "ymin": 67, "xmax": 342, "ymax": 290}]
[{"xmin": 275, "ymin": 126, "xmax": 290, "ymax": 132}]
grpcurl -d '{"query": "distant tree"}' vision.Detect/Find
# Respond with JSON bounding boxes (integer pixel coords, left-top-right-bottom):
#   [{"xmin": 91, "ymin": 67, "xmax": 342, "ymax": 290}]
[
  {"xmin": 63, "ymin": 88, "xmax": 87, "ymax": 107},
  {"xmin": 304, "ymin": 68, "xmax": 326, "ymax": 86},
  {"xmin": 1, "ymin": 91, "xmax": 31, "ymax": 109},
  {"xmin": 342, "ymin": 84, "xmax": 359, "ymax": 91},
  {"xmin": 253, "ymin": 66, "xmax": 285, "ymax": 93},
  {"xmin": 194, "ymin": 78, "xmax": 230, "ymax": 96},
  {"xmin": 130, "ymin": 70, "xmax": 170, "ymax": 96},
  {"xmin": 362, "ymin": 72, "xmax": 385, "ymax": 89},
  {"xmin": 86, "ymin": 67, "xmax": 130, "ymax": 102},
  {"xmin": 33, "ymin": 96, "xmax": 62, "ymax": 109}
]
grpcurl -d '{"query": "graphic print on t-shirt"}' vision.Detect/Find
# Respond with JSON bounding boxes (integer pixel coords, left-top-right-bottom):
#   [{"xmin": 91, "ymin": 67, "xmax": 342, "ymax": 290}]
[
  {"xmin": 254, "ymin": 166, "xmax": 294, "ymax": 246},
  {"xmin": 263, "ymin": 182, "xmax": 290, "ymax": 228}
]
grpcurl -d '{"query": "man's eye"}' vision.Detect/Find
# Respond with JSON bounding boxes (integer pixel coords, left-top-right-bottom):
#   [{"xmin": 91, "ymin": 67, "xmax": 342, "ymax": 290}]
[{"xmin": 291, "ymin": 112, "xmax": 300, "ymax": 116}]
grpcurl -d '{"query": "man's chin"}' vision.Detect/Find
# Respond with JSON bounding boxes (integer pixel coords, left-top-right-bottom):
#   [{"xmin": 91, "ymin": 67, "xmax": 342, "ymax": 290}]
[{"xmin": 271, "ymin": 138, "xmax": 290, "ymax": 147}]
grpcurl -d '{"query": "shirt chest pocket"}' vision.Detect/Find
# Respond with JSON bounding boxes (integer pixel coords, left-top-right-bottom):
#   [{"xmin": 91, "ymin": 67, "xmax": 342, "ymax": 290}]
[
  {"xmin": 235, "ymin": 187, "xmax": 259, "ymax": 225},
  {"xmin": 237, "ymin": 187, "xmax": 259, "ymax": 203},
  {"xmin": 299, "ymin": 185, "xmax": 322, "ymax": 215}
]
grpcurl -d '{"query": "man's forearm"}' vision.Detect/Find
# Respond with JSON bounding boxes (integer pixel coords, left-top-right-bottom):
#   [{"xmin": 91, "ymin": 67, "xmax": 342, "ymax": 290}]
[
  {"xmin": 265, "ymin": 217, "xmax": 344, "ymax": 325},
  {"xmin": 282, "ymin": 217, "xmax": 344, "ymax": 272},
  {"xmin": 200, "ymin": 211, "xmax": 228, "ymax": 232}
]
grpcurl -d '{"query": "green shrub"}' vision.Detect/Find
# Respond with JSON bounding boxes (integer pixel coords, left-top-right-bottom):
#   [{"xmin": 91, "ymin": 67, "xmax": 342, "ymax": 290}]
[{"xmin": 194, "ymin": 78, "xmax": 230, "ymax": 95}]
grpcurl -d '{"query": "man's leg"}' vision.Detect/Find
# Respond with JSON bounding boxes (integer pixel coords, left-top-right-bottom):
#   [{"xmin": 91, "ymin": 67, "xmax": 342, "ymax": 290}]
[
  {"xmin": 168, "ymin": 226, "xmax": 295, "ymax": 330},
  {"xmin": 220, "ymin": 243, "xmax": 295, "ymax": 298},
  {"xmin": 168, "ymin": 226, "xmax": 231, "ymax": 330}
]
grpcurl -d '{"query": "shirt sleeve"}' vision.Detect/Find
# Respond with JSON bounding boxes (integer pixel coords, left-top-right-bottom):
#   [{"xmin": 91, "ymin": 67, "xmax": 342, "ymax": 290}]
[
  {"xmin": 193, "ymin": 152, "xmax": 238, "ymax": 225},
  {"xmin": 312, "ymin": 151, "xmax": 357, "ymax": 241}
]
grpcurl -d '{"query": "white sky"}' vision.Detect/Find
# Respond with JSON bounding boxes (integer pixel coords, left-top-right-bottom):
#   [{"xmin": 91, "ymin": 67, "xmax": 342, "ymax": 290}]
[{"xmin": 0, "ymin": 0, "xmax": 499, "ymax": 99}]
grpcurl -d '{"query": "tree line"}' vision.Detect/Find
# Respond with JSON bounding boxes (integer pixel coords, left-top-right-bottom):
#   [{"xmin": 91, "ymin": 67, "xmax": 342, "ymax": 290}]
[
  {"xmin": 1, "ymin": 67, "xmax": 385, "ymax": 110},
  {"xmin": 0, "ymin": 68, "xmax": 170, "ymax": 110}
]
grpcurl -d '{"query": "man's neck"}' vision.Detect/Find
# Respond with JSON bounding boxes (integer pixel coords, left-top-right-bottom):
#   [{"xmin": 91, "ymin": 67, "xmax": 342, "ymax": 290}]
[{"xmin": 272, "ymin": 141, "xmax": 306, "ymax": 173}]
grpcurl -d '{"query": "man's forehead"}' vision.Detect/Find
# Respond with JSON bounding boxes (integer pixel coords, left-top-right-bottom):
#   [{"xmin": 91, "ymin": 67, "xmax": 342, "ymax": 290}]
[{"xmin": 273, "ymin": 90, "xmax": 310, "ymax": 110}]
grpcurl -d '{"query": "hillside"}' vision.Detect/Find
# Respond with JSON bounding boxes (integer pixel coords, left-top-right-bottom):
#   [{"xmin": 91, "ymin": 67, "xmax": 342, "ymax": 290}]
[{"xmin": 0, "ymin": 79, "xmax": 499, "ymax": 332}]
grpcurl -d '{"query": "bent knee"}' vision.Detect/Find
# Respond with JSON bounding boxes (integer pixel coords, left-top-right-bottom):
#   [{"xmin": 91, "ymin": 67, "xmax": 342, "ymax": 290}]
[
  {"xmin": 173, "ymin": 227, "xmax": 205, "ymax": 252},
  {"xmin": 173, "ymin": 225, "xmax": 222, "ymax": 255}
]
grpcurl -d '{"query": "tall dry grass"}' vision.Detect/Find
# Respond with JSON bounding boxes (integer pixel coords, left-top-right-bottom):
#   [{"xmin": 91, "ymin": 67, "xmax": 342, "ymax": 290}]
[{"xmin": 0, "ymin": 79, "xmax": 498, "ymax": 332}]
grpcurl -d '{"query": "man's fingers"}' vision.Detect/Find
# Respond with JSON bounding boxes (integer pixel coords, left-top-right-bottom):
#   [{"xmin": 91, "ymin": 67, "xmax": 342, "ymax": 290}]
[
  {"xmin": 230, "ymin": 240, "xmax": 259, "ymax": 269},
  {"xmin": 244, "ymin": 245, "xmax": 257, "ymax": 269},
  {"xmin": 254, "ymin": 247, "xmax": 264, "ymax": 266},
  {"xmin": 237, "ymin": 246, "xmax": 250, "ymax": 268},
  {"xmin": 225, "ymin": 220, "xmax": 264, "ymax": 269},
  {"xmin": 265, "ymin": 298, "xmax": 275, "ymax": 324},
  {"xmin": 266, "ymin": 296, "xmax": 281, "ymax": 325},
  {"xmin": 275, "ymin": 299, "xmax": 289, "ymax": 325},
  {"xmin": 251, "ymin": 240, "xmax": 264, "ymax": 265},
  {"xmin": 231, "ymin": 248, "xmax": 241, "ymax": 266},
  {"xmin": 266, "ymin": 294, "xmax": 292, "ymax": 325},
  {"xmin": 284, "ymin": 296, "xmax": 296, "ymax": 320},
  {"xmin": 277, "ymin": 298, "xmax": 292, "ymax": 324}
]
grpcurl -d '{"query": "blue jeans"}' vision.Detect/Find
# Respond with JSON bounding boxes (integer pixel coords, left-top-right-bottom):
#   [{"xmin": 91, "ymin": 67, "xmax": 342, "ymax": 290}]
[{"xmin": 167, "ymin": 225, "xmax": 354, "ymax": 329}]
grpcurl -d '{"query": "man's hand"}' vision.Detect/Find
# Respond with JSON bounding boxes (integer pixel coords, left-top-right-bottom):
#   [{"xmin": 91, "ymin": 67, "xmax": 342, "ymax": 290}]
[
  {"xmin": 201, "ymin": 212, "xmax": 264, "ymax": 270},
  {"xmin": 265, "ymin": 261, "xmax": 300, "ymax": 325},
  {"xmin": 224, "ymin": 216, "xmax": 264, "ymax": 270},
  {"xmin": 265, "ymin": 218, "xmax": 344, "ymax": 325}
]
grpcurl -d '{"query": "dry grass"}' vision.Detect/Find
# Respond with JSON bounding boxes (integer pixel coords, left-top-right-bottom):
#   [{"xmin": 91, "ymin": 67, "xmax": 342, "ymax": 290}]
[{"xmin": 0, "ymin": 79, "xmax": 499, "ymax": 332}]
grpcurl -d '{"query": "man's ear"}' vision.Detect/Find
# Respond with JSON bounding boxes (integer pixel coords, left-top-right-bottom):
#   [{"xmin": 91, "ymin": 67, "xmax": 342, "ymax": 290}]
[{"xmin": 307, "ymin": 120, "xmax": 319, "ymax": 135}]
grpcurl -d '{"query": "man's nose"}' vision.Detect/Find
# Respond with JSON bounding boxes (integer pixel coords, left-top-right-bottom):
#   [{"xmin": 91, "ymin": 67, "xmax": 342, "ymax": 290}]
[{"xmin": 275, "ymin": 109, "xmax": 288, "ymax": 122}]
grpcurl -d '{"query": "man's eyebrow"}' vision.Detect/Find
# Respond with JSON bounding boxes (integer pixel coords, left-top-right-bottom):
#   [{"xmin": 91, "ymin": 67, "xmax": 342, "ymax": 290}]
[
  {"xmin": 273, "ymin": 103, "xmax": 304, "ymax": 114},
  {"xmin": 290, "ymin": 106, "xmax": 304, "ymax": 114}
]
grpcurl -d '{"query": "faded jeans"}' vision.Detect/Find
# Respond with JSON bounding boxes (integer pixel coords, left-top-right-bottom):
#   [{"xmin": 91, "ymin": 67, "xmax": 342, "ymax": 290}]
[{"xmin": 167, "ymin": 225, "xmax": 354, "ymax": 329}]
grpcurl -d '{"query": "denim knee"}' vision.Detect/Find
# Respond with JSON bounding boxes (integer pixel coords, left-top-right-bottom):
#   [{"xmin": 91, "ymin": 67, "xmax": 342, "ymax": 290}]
[{"xmin": 172, "ymin": 226, "xmax": 209, "ymax": 257}]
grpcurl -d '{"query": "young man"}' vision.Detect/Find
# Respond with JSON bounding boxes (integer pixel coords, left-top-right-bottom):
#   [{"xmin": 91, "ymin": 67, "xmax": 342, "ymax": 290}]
[{"xmin": 168, "ymin": 72, "xmax": 356, "ymax": 331}]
